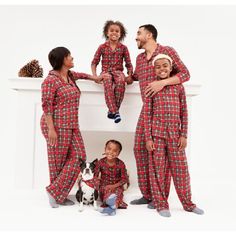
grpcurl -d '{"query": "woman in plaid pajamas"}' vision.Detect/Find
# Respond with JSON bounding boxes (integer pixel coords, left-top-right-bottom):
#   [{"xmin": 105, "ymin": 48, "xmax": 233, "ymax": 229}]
[
  {"xmin": 95, "ymin": 140, "xmax": 129, "ymax": 216},
  {"xmin": 91, "ymin": 20, "xmax": 133, "ymax": 123},
  {"xmin": 41, "ymin": 46, "xmax": 102, "ymax": 208},
  {"xmin": 144, "ymin": 54, "xmax": 204, "ymax": 217},
  {"xmin": 130, "ymin": 24, "xmax": 191, "ymax": 208}
]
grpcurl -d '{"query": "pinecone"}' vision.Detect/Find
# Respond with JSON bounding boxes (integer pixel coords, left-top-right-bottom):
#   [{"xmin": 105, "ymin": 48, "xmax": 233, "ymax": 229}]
[{"xmin": 18, "ymin": 59, "xmax": 43, "ymax": 78}]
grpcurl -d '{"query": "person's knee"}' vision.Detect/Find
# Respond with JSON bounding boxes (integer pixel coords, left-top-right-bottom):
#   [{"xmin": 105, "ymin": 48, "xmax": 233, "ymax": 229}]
[
  {"xmin": 103, "ymin": 73, "xmax": 112, "ymax": 81},
  {"xmin": 133, "ymin": 138, "xmax": 146, "ymax": 153},
  {"xmin": 133, "ymin": 145, "xmax": 144, "ymax": 157},
  {"xmin": 103, "ymin": 75, "xmax": 113, "ymax": 87},
  {"xmin": 116, "ymin": 79, "xmax": 125, "ymax": 87},
  {"xmin": 73, "ymin": 151, "xmax": 85, "ymax": 164}
]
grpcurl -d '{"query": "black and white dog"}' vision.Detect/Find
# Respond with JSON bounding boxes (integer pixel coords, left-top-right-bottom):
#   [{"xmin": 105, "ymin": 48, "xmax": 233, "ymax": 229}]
[{"xmin": 76, "ymin": 159, "xmax": 99, "ymax": 212}]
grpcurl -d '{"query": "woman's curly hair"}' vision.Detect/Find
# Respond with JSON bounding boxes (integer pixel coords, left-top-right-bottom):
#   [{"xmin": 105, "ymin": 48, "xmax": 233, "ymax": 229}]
[{"xmin": 103, "ymin": 20, "xmax": 127, "ymax": 42}]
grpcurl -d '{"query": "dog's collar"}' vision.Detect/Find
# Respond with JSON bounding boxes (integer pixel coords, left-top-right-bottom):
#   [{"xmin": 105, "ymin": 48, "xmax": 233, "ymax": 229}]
[{"xmin": 82, "ymin": 179, "xmax": 98, "ymax": 189}]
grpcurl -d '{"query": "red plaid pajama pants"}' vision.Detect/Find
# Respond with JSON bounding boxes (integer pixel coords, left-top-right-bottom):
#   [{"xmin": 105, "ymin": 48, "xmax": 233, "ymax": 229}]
[
  {"xmin": 149, "ymin": 136, "xmax": 196, "ymax": 211},
  {"xmin": 41, "ymin": 121, "xmax": 86, "ymax": 203},
  {"xmin": 134, "ymin": 107, "xmax": 171, "ymax": 201},
  {"xmin": 102, "ymin": 71, "xmax": 126, "ymax": 114},
  {"xmin": 100, "ymin": 186, "xmax": 128, "ymax": 209}
]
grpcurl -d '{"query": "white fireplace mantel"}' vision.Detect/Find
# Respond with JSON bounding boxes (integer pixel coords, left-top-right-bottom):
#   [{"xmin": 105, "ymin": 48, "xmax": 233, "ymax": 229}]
[
  {"xmin": 9, "ymin": 77, "xmax": 201, "ymax": 189},
  {"xmin": 9, "ymin": 77, "xmax": 201, "ymax": 95}
]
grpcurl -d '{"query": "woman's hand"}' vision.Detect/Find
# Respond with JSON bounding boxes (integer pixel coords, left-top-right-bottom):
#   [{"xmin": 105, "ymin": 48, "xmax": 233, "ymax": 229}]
[
  {"xmin": 146, "ymin": 140, "xmax": 155, "ymax": 152},
  {"xmin": 48, "ymin": 128, "xmax": 58, "ymax": 146},
  {"xmin": 94, "ymin": 75, "xmax": 103, "ymax": 84},
  {"xmin": 178, "ymin": 136, "xmax": 187, "ymax": 150}
]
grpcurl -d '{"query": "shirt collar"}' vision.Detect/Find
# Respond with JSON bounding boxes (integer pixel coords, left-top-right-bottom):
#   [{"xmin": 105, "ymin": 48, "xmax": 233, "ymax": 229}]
[
  {"xmin": 141, "ymin": 44, "xmax": 160, "ymax": 61},
  {"xmin": 104, "ymin": 41, "xmax": 122, "ymax": 48},
  {"xmin": 49, "ymin": 70, "xmax": 73, "ymax": 85}
]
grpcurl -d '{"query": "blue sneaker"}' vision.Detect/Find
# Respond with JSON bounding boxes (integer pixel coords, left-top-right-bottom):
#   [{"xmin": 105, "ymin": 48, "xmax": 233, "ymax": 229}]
[
  {"xmin": 107, "ymin": 111, "xmax": 115, "ymax": 119},
  {"xmin": 114, "ymin": 113, "xmax": 121, "ymax": 123}
]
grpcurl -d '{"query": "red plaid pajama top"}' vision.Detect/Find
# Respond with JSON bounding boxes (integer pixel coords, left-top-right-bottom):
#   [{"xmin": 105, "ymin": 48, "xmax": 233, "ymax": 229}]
[
  {"xmin": 41, "ymin": 70, "xmax": 91, "ymax": 129},
  {"xmin": 144, "ymin": 84, "xmax": 188, "ymax": 140},
  {"xmin": 95, "ymin": 157, "xmax": 129, "ymax": 187},
  {"xmin": 91, "ymin": 41, "xmax": 133, "ymax": 73}
]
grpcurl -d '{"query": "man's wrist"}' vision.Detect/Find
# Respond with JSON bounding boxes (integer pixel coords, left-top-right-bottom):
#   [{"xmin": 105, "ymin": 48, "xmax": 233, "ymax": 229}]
[
  {"xmin": 162, "ymin": 79, "xmax": 168, "ymax": 86},
  {"xmin": 48, "ymin": 126, "xmax": 55, "ymax": 131}
]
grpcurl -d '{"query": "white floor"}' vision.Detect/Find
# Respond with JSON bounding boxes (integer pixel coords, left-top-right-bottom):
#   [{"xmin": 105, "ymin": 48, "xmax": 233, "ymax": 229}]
[{"xmin": 1, "ymin": 182, "xmax": 236, "ymax": 233}]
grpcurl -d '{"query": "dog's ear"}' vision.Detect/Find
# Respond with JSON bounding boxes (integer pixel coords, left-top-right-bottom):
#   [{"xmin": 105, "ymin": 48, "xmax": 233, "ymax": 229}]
[
  {"xmin": 80, "ymin": 159, "xmax": 86, "ymax": 169},
  {"xmin": 92, "ymin": 158, "xmax": 98, "ymax": 165},
  {"xmin": 90, "ymin": 158, "xmax": 98, "ymax": 170}
]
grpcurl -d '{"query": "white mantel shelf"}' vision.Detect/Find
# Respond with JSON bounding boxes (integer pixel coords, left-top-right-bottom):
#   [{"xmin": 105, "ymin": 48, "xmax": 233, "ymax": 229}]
[
  {"xmin": 9, "ymin": 77, "xmax": 201, "ymax": 189},
  {"xmin": 9, "ymin": 77, "xmax": 201, "ymax": 96}
]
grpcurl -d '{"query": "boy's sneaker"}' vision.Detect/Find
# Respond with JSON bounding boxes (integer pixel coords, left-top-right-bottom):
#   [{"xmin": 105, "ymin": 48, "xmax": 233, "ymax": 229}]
[
  {"xmin": 114, "ymin": 113, "xmax": 121, "ymax": 123},
  {"xmin": 107, "ymin": 111, "xmax": 115, "ymax": 119}
]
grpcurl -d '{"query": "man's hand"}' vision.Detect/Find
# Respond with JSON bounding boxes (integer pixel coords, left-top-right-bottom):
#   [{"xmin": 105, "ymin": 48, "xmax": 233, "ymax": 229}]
[{"xmin": 145, "ymin": 80, "xmax": 166, "ymax": 97}]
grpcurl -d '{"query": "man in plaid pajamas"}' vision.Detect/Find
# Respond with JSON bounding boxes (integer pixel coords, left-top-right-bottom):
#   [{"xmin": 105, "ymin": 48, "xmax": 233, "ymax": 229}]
[
  {"xmin": 130, "ymin": 24, "xmax": 191, "ymax": 208},
  {"xmin": 41, "ymin": 47, "xmax": 102, "ymax": 208},
  {"xmin": 91, "ymin": 20, "xmax": 133, "ymax": 123},
  {"xmin": 95, "ymin": 140, "xmax": 129, "ymax": 216},
  {"xmin": 144, "ymin": 54, "xmax": 204, "ymax": 217}
]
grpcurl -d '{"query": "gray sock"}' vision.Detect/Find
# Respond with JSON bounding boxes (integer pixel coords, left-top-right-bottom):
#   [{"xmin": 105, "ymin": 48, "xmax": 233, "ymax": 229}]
[
  {"xmin": 147, "ymin": 201, "xmax": 155, "ymax": 209},
  {"xmin": 192, "ymin": 207, "xmax": 204, "ymax": 215},
  {"xmin": 108, "ymin": 210, "xmax": 116, "ymax": 216},
  {"xmin": 59, "ymin": 199, "xmax": 75, "ymax": 206},
  {"xmin": 158, "ymin": 209, "xmax": 171, "ymax": 217},
  {"xmin": 130, "ymin": 196, "xmax": 150, "ymax": 205},
  {"xmin": 46, "ymin": 191, "xmax": 59, "ymax": 208}
]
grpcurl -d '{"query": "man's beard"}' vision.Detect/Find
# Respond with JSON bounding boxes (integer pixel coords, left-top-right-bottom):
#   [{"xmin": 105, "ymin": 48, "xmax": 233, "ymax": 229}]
[{"xmin": 137, "ymin": 40, "xmax": 145, "ymax": 49}]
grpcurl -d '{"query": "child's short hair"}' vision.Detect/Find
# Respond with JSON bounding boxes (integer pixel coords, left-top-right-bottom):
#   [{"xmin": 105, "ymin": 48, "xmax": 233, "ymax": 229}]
[
  {"xmin": 103, "ymin": 20, "xmax": 127, "ymax": 41},
  {"xmin": 152, "ymin": 54, "xmax": 173, "ymax": 66},
  {"xmin": 105, "ymin": 139, "xmax": 122, "ymax": 153}
]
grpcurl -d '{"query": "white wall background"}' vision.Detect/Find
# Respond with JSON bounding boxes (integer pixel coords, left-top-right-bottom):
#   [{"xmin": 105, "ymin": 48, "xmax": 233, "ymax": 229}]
[{"xmin": 0, "ymin": 5, "xmax": 236, "ymax": 195}]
